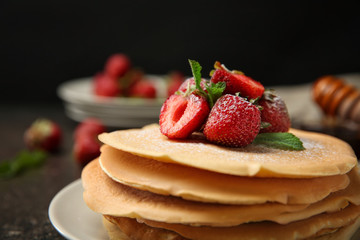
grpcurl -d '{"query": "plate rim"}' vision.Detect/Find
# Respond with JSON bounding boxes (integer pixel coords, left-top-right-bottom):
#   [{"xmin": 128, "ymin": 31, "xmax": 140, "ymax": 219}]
[
  {"xmin": 48, "ymin": 179, "xmax": 107, "ymax": 240},
  {"xmin": 48, "ymin": 179, "xmax": 83, "ymax": 240}
]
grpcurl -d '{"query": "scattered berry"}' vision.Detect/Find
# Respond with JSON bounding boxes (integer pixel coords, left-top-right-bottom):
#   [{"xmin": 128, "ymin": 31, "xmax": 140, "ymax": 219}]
[
  {"xmin": 74, "ymin": 118, "xmax": 106, "ymax": 140},
  {"xmin": 24, "ymin": 118, "xmax": 62, "ymax": 152},
  {"xmin": 210, "ymin": 61, "xmax": 264, "ymax": 100},
  {"xmin": 104, "ymin": 53, "xmax": 131, "ymax": 78},
  {"xmin": 203, "ymin": 94, "xmax": 261, "ymax": 147},
  {"xmin": 159, "ymin": 93, "xmax": 210, "ymax": 139},
  {"xmin": 259, "ymin": 90, "xmax": 291, "ymax": 133},
  {"xmin": 73, "ymin": 137, "xmax": 102, "ymax": 167},
  {"xmin": 73, "ymin": 118, "xmax": 106, "ymax": 166}
]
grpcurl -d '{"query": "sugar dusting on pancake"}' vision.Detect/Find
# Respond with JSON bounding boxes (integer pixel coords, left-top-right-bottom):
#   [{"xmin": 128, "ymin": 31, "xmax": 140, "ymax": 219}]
[{"xmin": 98, "ymin": 124, "xmax": 357, "ymax": 178}]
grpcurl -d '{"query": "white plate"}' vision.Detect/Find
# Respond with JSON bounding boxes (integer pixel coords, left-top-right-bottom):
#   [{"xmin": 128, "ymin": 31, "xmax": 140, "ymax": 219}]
[
  {"xmin": 57, "ymin": 76, "xmax": 166, "ymax": 128},
  {"xmin": 48, "ymin": 179, "xmax": 108, "ymax": 240}
]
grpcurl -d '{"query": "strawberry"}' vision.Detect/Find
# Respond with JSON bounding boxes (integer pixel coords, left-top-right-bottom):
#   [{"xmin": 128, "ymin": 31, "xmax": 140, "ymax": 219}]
[
  {"xmin": 104, "ymin": 53, "xmax": 131, "ymax": 78},
  {"xmin": 259, "ymin": 90, "xmax": 291, "ymax": 133},
  {"xmin": 128, "ymin": 79, "xmax": 157, "ymax": 98},
  {"xmin": 159, "ymin": 93, "xmax": 210, "ymax": 139},
  {"xmin": 177, "ymin": 77, "xmax": 207, "ymax": 94},
  {"xmin": 94, "ymin": 73, "xmax": 121, "ymax": 97},
  {"xmin": 73, "ymin": 137, "xmax": 102, "ymax": 167},
  {"xmin": 159, "ymin": 60, "xmax": 226, "ymax": 139},
  {"xmin": 210, "ymin": 61, "xmax": 264, "ymax": 100},
  {"xmin": 203, "ymin": 94, "xmax": 261, "ymax": 147},
  {"xmin": 24, "ymin": 118, "xmax": 62, "ymax": 152},
  {"xmin": 167, "ymin": 71, "xmax": 185, "ymax": 97},
  {"xmin": 74, "ymin": 118, "xmax": 106, "ymax": 140},
  {"xmin": 73, "ymin": 118, "xmax": 106, "ymax": 166}
]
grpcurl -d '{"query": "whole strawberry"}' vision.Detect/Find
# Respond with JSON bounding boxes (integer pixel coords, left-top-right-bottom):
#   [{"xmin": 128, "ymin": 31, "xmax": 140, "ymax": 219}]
[
  {"xmin": 210, "ymin": 61, "xmax": 264, "ymax": 100},
  {"xmin": 74, "ymin": 118, "xmax": 106, "ymax": 140},
  {"xmin": 73, "ymin": 118, "xmax": 106, "ymax": 166},
  {"xmin": 104, "ymin": 53, "xmax": 131, "ymax": 78},
  {"xmin": 259, "ymin": 90, "xmax": 290, "ymax": 133},
  {"xmin": 166, "ymin": 71, "xmax": 185, "ymax": 97},
  {"xmin": 94, "ymin": 73, "xmax": 121, "ymax": 97},
  {"xmin": 128, "ymin": 79, "xmax": 157, "ymax": 98},
  {"xmin": 24, "ymin": 118, "xmax": 62, "ymax": 152},
  {"xmin": 177, "ymin": 77, "xmax": 207, "ymax": 94},
  {"xmin": 159, "ymin": 93, "xmax": 210, "ymax": 139},
  {"xmin": 203, "ymin": 94, "xmax": 261, "ymax": 147}
]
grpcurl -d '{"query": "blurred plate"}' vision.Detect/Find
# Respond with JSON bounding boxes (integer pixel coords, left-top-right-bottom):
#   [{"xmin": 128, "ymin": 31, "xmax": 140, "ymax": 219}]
[{"xmin": 57, "ymin": 75, "xmax": 167, "ymax": 128}]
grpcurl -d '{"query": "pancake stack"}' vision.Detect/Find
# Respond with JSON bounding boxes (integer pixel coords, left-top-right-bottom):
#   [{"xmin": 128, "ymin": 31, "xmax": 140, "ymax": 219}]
[{"xmin": 82, "ymin": 124, "xmax": 360, "ymax": 240}]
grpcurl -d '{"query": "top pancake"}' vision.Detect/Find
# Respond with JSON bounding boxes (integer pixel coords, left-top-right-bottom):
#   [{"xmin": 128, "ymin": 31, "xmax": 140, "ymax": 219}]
[{"xmin": 98, "ymin": 124, "xmax": 357, "ymax": 178}]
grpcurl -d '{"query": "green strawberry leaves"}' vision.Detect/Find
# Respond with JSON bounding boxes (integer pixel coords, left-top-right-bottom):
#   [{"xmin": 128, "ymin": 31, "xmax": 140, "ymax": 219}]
[
  {"xmin": 253, "ymin": 132, "xmax": 305, "ymax": 151},
  {"xmin": 188, "ymin": 59, "xmax": 226, "ymax": 108}
]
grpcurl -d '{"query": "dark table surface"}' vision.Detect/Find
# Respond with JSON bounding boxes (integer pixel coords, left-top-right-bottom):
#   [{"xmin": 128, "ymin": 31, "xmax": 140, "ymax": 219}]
[
  {"xmin": 0, "ymin": 103, "xmax": 82, "ymax": 239},
  {"xmin": 1, "ymin": 103, "xmax": 360, "ymax": 240}
]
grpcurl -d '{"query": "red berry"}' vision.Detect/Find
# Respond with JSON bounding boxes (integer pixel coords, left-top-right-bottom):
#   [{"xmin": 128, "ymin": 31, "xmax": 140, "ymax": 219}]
[
  {"xmin": 203, "ymin": 94, "xmax": 261, "ymax": 147},
  {"xmin": 73, "ymin": 118, "xmax": 106, "ymax": 166},
  {"xmin": 94, "ymin": 73, "xmax": 121, "ymax": 97},
  {"xmin": 177, "ymin": 77, "xmax": 207, "ymax": 93},
  {"xmin": 159, "ymin": 93, "xmax": 210, "ymax": 139},
  {"xmin": 104, "ymin": 53, "xmax": 131, "ymax": 78},
  {"xmin": 259, "ymin": 91, "xmax": 291, "ymax": 133},
  {"xmin": 211, "ymin": 68, "xmax": 264, "ymax": 100},
  {"xmin": 73, "ymin": 137, "xmax": 101, "ymax": 166},
  {"xmin": 128, "ymin": 79, "xmax": 157, "ymax": 98},
  {"xmin": 24, "ymin": 118, "xmax": 62, "ymax": 152},
  {"xmin": 74, "ymin": 118, "xmax": 106, "ymax": 140},
  {"xmin": 167, "ymin": 71, "xmax": 185, "ymax": 97}
]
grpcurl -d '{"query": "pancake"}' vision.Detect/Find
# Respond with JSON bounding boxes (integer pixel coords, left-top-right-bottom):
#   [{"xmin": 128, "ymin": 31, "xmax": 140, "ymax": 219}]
[
  {"xmin": 139, "ymin": 204, "xmax": 360, "ymax": 240},
  {"xmin": 99, "ymin": 144, "xmax": 350, "ymax": 205},
  {"xmin": 82, "ymin": 159, "xmax": 360, "ymax": 227},
  {"xmin": 103, "ymin": 206, "xmax": 360, "ymax": 240},
  {"xmin": 98, "ymin": 124, "xmax": 357, "ymax": 178}
]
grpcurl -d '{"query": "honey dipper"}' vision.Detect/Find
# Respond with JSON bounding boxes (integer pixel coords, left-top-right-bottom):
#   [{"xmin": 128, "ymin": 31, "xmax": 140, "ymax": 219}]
[{"xmin": 312, "ymin": 75, "xmax": 360, "ymax": 124}]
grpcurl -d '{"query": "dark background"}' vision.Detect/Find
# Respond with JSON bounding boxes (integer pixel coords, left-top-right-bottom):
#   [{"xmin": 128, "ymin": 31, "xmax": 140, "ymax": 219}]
[{"xmin": 1, "ymin": 0, "xmax": 359, "ymax": 103}]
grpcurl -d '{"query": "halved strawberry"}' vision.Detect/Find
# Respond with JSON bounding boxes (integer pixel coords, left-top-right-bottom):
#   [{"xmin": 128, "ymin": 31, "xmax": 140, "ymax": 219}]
[
  {"xmin": 159, "ymin": 93, "xmax": 210, "ymax": 139},
  {"xmin": 210, "ymin": 61, "xmax": 264, "ymax": 100},
  {"xmin": 203, "ymin": 94, "xmax": 261, "ymax": 147},
  {"xmin": 259, "ymin": 90, "xmax": 291, "ymax": 133}
]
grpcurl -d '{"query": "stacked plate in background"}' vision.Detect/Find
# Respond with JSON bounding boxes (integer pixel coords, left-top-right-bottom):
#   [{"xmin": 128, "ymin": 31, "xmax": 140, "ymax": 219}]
[{"xmin": 57, "ymin": 75, "xmax": 166, "ymax": 128}]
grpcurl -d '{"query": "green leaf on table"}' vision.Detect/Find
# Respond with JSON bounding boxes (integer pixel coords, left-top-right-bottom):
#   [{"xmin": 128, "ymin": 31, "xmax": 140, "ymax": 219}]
[{"xmin": 0, "ymin": 149, "xmax": 48, "ymax": 179}]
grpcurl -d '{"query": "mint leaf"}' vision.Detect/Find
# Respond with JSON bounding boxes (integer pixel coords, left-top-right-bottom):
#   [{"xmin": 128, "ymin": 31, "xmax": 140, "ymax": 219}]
[
  {"xmin": 188, "ymin": 59, "xmax": 202, "ymax": 89},
  {"xmin": 188, "ymin": 59, "xmax": 226, "ymax": 108},
  {"xmin": 206, "ymin": 81, "xmax": 226, "ymax": 108},
  {"xmin": 253, "ymin": 132, "xmax": 305, "ymax": 151},
  {"xmin": 0, "ymin": 149, "xmax": 48, "ymax": 179}
]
